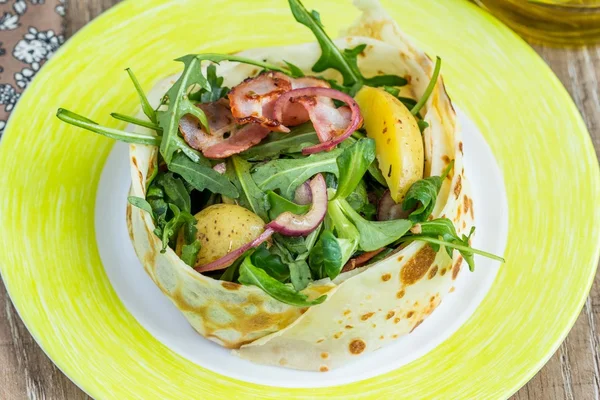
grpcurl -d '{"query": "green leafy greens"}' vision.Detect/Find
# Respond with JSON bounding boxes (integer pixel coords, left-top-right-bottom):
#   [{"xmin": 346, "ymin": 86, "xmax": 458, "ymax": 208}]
[
  {"xmin": 227, "ymin": 156, "xmax": 269, "ymax": 221},
  {"xmin": 239, "ymin": 257, "xmax": 326, "ymax": 307},
  {"xmin": 252, "ymin": 147, "xmax": 342, "ymax": 199},
  {"xmin": 333, "ymin": 138, "xmax": 376, "ymax": 200},
  {"xmin": 402, "ymin": 161, "xmax": 454, "ymax": 222},
  {"xmin": 309, "ymin": 230, "xmax": 343, "ymax": 280},
  {"xmin": 287, "ymin": 0, "xmax": 406, "ymax": 93},
  {"xmin": 240, "ymin": 124, "xmax": 320, "ymax": 161},
  {"xmin": 338, "ymin": 199, "xmax": 413, "ymax": 251},
  {"xmin": 168, "ymin": 152, "xmax": 239, "ymax": 198}
]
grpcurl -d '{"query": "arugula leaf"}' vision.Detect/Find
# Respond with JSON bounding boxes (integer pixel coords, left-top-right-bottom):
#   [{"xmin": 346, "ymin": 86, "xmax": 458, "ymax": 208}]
[
  {"xmin": 158, "ymin": 54, "xmax": 291, "ymax": 164},
  {"xmin": 288, "ymin": 0, "xmax": 361, "ymax": 86},
  {"xmin": 156, "ymin": 173, "xmax": 191, "ymax": 213},
  {"xmin": 228, "ymin": 156, "xmax": 269, "ymax": 221},
  {"xmin": 181, "ymin": 240, "xmax": 201, "ymax": 267},
  {"xmin": 126, "ymin": 68, "xmax": 157, "ymax": 124},
  {"xmin": 402, "ymin": 161, "xmax": 454, "ymax": 222},
  {"xmin": 383, "ymin": 86, "xmax": 400, "ymax": 97},
  {"xmin": 124, "ymin": 72, "xmax": 158, "ymax": 124},
  {"xmin": 338, "ymin": 199, "xmax": 412, "ymax": 251},
  {"xmin": 309, "ymin": 230, "xmax": 343, "ymax": 280},
  {"xmin": 188, "ymin": 64, "xmax": 230, "ymax": 103},
  {"xmin": 240, "ymin": 123, "xmax": 319, "ymax": 160},
  {"xmin": 404, "ymin": 218, "xmax": 505, "ymax": 271},
  {"xmin": 168, "ymin": 152, "xmax": 239, "ymax": 198},
  {"xmin": 288, "ymin": 0, "xmax": 405, "ymax": 91},
  {"xmin": 111, "ymin": 113, "xmax": 161, "ymax": 131},
  {"xmin": 401, "ymin": 229, "xmax": 503, "ymax": 272},
  {"xmin": 252, "ymin": 148, "xmax": 342, "ymax": 199},
  {"xmin": 333, "ymin": 138, "xmax": 376, "ymax": 200},
  {"xmin": 343, "ymin": 44, "xmax": 407, "ymax": 88},
  {"xmin": 56, "ymin": 108, "xmax": 161, "ymax": 146},
  {"xmin": 345, "ymin": 136, "xmax": 386, "ymax": 186},
  {"xmin": 148, "ymin": 198, "xmax": 168, "ymax": 222},
  {"xmin": 398, "ymin": 96, "xmax": 418, "ymax": 109},
  {"xmin": 411, "ymin": 56, "xmax": 442, "ymax": 116},
  {"xmin": 267, "ymin": 191, "xmax": 310, "ymax": 220},
  {"xmin": 128, "ymin": 196, "xmax": 153, "ymax": 215},
  {"xmin": 160, "ymin": 204, "xmax": 196, "ymax": 252},
  {"xmin": 415, "ymin": 218, "xmax": 469, "ymax": 260},
  {"xmin": 239, "ymin": 257, "xmax": 326, "ymax": 307},
  {"xmin": 284, "ymin": 61, "xmax": 305, "ymax": 78},
  {"xmin": 250, "ymin": 244, "xmax": 290, "ymax": 282}
]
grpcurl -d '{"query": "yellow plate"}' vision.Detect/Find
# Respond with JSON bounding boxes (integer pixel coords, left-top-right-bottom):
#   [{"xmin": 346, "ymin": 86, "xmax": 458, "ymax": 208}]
[{"xmin": 1, "ymin": 0, "xmax": 599, "ymax": 398}]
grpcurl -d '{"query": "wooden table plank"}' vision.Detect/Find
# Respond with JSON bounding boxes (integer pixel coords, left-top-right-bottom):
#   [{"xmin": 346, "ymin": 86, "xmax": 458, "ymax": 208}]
[{"xmin": 0, "ymin": 1, "xmax": 599, "ymax": 399}]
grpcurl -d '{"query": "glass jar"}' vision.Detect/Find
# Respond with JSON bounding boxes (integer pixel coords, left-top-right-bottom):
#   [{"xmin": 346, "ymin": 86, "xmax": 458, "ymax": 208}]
[{"xmin": 474, "ymin": 0, "xmax": 600, "ymax": 45}]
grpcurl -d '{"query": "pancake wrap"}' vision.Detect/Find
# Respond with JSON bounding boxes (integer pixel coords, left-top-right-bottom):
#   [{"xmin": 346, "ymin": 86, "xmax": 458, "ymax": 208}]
[{"xmin": 126, "ymin": 0, "xmax": 473, "ymax": 370}]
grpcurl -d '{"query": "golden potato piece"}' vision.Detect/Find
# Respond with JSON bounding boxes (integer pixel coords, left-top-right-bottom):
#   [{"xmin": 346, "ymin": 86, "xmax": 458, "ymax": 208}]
[
  {"xmin": 354, "ymin": 86, "xmax": 424, "ymax": 202},
  {"xmin": 193, "ymin": 204, "xmax": 265, "ymax": 266}
]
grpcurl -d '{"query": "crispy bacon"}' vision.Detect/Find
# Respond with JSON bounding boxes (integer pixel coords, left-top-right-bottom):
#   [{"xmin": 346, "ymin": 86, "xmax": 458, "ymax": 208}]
[
  {"xmin": 179, "ymin": 100, "xmax": 269, "ymax": 159},
  {"xmin": 228, "ymin": 71, "xmax": 292, "ymax": 132},
  {"xmin": 203, "ymin": 124, "xmax": 270, "ymax": 159},
  {"xmin": 180, "ymin": 73, "xmax": 362, "ymax": 159},
  {"xmin": 278, "ymin": 77, "xmax": 330, "ymax": 127},
  {"xmin": 273, "ymin": 87, "xmax": 363, "ymax": 154}
]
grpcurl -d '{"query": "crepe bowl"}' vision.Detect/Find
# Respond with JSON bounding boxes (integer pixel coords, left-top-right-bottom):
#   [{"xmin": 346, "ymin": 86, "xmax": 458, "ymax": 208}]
[{"xmin": 125, "ymin": 0, "xmax": 473, "ymax": 371}]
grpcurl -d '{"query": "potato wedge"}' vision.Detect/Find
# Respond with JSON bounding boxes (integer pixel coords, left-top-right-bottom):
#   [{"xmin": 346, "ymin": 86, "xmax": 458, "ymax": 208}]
[{"xmin": 354, "ymin": 86, "xmax": 424, "ymax": 202}]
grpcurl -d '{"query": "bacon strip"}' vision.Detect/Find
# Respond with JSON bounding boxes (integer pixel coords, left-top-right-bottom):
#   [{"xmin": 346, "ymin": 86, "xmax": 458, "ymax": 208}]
[
  {"xmin": 181, "ymin": 74, "xmax": 362, "ymax": 158},
  {"xmin": 179, "ymin": 100, "xmax": 269, "ymax": 159},
  {"xmin": 203, "ymin": 124, "xmax": 270, "ymax": 159},
  {"xmin": 341, "ymin": 248, "xmax": 385, "ymax": 273},
  {"xmin": 273, "ymin": 87, "xmax": 363, "ymax": 154},
  {"xmin": 228, "ymin": 71, "xmax": 292, "ymax": 132}
]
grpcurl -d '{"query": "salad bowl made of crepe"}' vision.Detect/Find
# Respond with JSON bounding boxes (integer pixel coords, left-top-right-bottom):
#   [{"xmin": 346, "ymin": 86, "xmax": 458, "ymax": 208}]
[{"xmin": 57, "ymin": 0, "xmax": 503, "ymax": 372}]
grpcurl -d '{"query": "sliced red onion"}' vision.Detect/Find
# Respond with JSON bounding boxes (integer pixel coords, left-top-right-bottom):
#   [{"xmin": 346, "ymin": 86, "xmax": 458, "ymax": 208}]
[
  {"xmin": 377, "ymin": 190, "xmax": 412, "ymax": 221},
  {"xmin": 266, "ymin": 173, "xmax": 327, "ymax": 236},
  {"xmin": 194, "ymin": 228, "xmax": 274, "ymax": 273},
  {"xmin": 294, "ymin": 181, "xmax": 312, "ymax": 205},
  {"xmin": 341, "ymin": 248, "xmax": 385, "ymax": 273},
  {"xmin": 272, "ymin": 87, "xmax": 363, "ymax": 154},
  {"xmin": 213, "ymin": 162, "xmax": 227, "ymax": 174}
]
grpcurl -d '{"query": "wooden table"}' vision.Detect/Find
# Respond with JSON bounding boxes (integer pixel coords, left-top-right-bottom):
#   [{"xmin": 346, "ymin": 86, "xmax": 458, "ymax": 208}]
[{"xmin": 1, "ymin": 1, "xmax": 599, "ymax": 399}]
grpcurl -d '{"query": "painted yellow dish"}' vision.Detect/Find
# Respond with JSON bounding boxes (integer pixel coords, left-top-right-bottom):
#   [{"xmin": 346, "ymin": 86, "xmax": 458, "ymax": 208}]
[
  {"xmin": 355, "ymin": 86, "xmax": 424, "ymax": 201},
  {"xmin": 0, "ymin": 0, "xmax": 598, "ymax": 399}
]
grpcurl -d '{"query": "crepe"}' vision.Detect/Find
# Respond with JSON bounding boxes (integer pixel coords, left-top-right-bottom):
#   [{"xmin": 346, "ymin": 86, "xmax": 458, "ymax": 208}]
[{"xmin": 126, "ymin": 0, "xmax": 473, "ymax": 371}]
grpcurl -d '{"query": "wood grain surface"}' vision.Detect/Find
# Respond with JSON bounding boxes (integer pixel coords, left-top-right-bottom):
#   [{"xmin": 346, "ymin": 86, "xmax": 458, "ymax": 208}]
[{"xmin": 1, "ymin": 1, "xmax": 599, "ymax": 399}]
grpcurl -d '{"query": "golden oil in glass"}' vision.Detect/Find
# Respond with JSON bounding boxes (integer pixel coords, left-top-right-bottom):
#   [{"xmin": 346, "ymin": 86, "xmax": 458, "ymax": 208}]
[{"xmin": 474, "ymin": 0, "xmax": 600, "ymax": 45}]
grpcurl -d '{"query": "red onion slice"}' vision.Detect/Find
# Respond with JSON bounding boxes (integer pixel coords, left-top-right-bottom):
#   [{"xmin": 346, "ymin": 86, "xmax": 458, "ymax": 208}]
[
  {"xmin": 266, "ymin": 174, "xmax": 327, "ymax": 236},
  {"xmin": 194, "ymin": 228, "xmax": 274, "ymax": 273},
  {"xmin": 377, "ymin": 190, "xmax": 412, "ymax": 221},
  {"xmin": 273, "ymin": 87, "xmax": 363, "ymax": 154},
  {"xmin": 294, "ymin": 181, "xmax": 312, "ymax": 205}
]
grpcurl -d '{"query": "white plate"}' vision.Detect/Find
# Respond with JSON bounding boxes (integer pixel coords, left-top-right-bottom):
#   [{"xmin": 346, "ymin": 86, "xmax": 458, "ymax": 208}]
[{"xmin": 95, "ymin": 107, "xmax": 508, "ymax": 388}]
